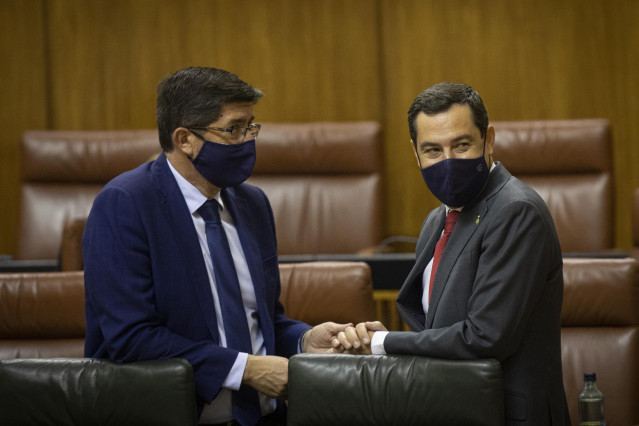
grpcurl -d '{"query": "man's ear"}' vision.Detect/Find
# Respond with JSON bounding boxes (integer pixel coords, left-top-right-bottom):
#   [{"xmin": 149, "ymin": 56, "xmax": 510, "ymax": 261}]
[
  {"xmin": 485, "ymin": 124, "xmax": 495, "ymax": 156},
  {"xmin": 173, "ymin": 127, "xmax": 195, "ymax": 158},
  {"xmin": 483, "ymin": 124, "xmax": 496, "ymax": 168},
  {"xmin": 410, "ymin": 139, "xmax": 421, "ymax": 167}
]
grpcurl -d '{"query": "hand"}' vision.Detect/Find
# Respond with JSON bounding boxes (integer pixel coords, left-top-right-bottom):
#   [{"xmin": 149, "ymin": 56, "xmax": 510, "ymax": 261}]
[
  {"xmin": 302, "ymin": 322, "xmax": 352, "ymax": 353},
  {"xmin": 242, "ymin": 355, "xmax": 289, "ymax": 399},
  {"xmin": 333, "ymin": 321, "xmax": 387, "ymax": 354}
]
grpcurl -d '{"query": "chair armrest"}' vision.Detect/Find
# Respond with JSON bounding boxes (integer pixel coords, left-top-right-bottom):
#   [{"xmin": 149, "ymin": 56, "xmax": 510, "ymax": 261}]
[
  {"xmin": 0, "ymin": 358, "xmax": 197, "ymax": 425},
  {"xmin": 288, "ymin": 353, "xmax": 504, "ymax": 426}
]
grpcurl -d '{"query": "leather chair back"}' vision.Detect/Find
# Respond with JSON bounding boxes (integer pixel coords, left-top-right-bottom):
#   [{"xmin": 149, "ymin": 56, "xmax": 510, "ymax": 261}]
[
  {"xmin": 561, "ymin": 258, "xmax": 639, "ymax": 425},
  {"xmin": 17, "ymin": 130, "xmax": 159, "ymax": 260},
  {"xmin": 248, "ymin": 122, "xmax": 383, "ymax": 254},
  {"xmin": 0, "ymin": 358, "xmax": 197, "ymax": 425},
  {"xmin": 0, "ymin": 271, "xmax": 85, "ymax": 359},
  {"xmin": 288, "ymin": 353, "xmax": 504, "ymax": 426},
  {"xmin": 493, "ymin": 119, "xmax": 613, "ymax": 252},
  {"xmin": 16, "ymin": 122, "xmax": 383, "ymax": 261},
  {"xmin": 279, "ymin": 261, "xmax": 374, "ymax": 325}
]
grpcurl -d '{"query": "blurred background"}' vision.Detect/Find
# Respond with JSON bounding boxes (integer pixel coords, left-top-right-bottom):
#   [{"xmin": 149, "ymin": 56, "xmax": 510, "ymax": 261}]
[{"xmin": 1, "ymin": 0, "xmax": 637, "ymax": 256}]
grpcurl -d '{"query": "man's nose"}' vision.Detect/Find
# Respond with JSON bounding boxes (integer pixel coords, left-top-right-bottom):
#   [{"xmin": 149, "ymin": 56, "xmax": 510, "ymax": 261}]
[{"xmin": 442, "ymin": 148, "xmax": 454, "ymax": 159}]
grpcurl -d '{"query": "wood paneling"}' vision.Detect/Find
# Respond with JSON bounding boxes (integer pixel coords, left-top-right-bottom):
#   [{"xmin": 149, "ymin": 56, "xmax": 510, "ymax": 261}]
[
  {"xmin": 1, "ymin": 0, "xmax": 638, "ymax": 256},
  {"xmin": 46, "ymin": 0, "xmax": 382, "ymax": 129},
  {"xmin": 0, "ymin": 0, "xmax": 48, "ymax": 255}
]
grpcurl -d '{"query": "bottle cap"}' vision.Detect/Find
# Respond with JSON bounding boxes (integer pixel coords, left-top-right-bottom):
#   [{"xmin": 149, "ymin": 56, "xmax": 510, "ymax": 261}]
[{"xmin": 584, "ymin": 373, "xmax": 597, "ymax": 381}]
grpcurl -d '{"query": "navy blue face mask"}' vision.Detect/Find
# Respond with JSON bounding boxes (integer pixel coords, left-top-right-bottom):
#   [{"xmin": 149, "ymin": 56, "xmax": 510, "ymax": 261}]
[
  {"xmin": 419, "ymin": 138, "xmax": 489, "ymax": 208},
  {"xmin": 191, "ymin": 137, "xmax": 256, "ymax": 188}
]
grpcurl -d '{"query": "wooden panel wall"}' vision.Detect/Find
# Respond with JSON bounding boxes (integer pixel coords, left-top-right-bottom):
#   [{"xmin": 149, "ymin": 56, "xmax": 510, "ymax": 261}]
[
  {"xmin": 1, "ymin": 0, "xmax": 637, "ymax": 256},
  {"xmin": 0, "ymin": 0, "xmax": 48, "ymax": 256}
]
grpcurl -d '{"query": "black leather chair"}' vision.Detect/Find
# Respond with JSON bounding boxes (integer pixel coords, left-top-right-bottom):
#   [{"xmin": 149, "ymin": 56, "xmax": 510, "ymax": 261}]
[
  {"xmin": 0, "ymin": 358, "xmax": 198, "ymax": 425},
  {"xmin": 288, "ymin": 353, "xmax": 504, "ymax": 426}
]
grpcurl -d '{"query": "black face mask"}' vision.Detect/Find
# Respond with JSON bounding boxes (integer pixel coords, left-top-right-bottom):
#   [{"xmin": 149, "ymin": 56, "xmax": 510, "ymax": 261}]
[
  {"xmin": 191, "ymin": 137, "xmax": 256, "ymax": 188},
  {"xmin": 419, "ymin": 137, "xmax": 489, "ymax": 207}
]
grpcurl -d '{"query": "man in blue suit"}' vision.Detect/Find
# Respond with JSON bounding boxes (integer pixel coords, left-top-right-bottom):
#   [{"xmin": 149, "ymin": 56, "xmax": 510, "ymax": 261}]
[
  {"xmin": 83, "ymin": 67, "xmax": 349, "ymax": 426},
  {"xmin": 335, "ymin": 82, "xmax": 571, "ymax": 425}
]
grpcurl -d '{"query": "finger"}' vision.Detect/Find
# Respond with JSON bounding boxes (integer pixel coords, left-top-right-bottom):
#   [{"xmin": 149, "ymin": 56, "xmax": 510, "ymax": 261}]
[
  {"xmin": 324, "ymin": 322, "xmax": 353, "ymax": 334},
  {"xmin": 366, "ymin": 321, "xmax": 388, "ymax": 332},
  {"xmin": 337, "ymin": 331, "xmax": 353, "ymax": 350},
  {"xmin": 344, "ymin": 326, "xmax": 362, "ymax": 349},
  {"xmin": 355, "ymin": 322, "xmax": 371, "ymax": 345},
  {"xmin": 331, "ymin": 344, "xmax": 345, "ymax": 353}
]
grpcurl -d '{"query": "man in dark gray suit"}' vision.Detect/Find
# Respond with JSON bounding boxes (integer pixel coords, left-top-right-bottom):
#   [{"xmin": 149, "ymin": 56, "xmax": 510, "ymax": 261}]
[{"xmin": 336, "ymin": 82, "xmax": 571, "ymax": 425}]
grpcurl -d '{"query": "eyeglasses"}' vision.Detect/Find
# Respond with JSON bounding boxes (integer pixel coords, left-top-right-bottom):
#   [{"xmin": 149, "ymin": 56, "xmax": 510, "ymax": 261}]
[{"xmin": 188, "ymin": 123, "xmax": 261, "ymax": 142}]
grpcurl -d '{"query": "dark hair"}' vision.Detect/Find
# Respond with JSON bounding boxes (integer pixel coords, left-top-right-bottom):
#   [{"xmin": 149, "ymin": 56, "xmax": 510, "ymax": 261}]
[
  {"xmin": 407, "ymin": 82, "xmax": 488, "ymax": 145},
  {"xmin": 156, "ymin": 67, "xmax": 263, "ymax": 151}
]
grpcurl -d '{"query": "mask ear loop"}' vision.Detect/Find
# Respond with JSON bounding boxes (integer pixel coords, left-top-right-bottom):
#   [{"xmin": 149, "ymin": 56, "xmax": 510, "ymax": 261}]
[
  {"xmin": 482, "ymin": 132, "xmax": 487, "ymax": 156},
  {"xmin": 186, "ymin": 129, "xmax": 208, "ymax": 162},
  {"xmin": 415, "ymin": 144, "xmax": 424, "ymax": 169},
  {"xmin": 481, "ymin": 131, "xmax": 491, "ymax": 170},
  {"xmin": 187, "ymin": 128, "xmax": 208, "ymax": 143}
]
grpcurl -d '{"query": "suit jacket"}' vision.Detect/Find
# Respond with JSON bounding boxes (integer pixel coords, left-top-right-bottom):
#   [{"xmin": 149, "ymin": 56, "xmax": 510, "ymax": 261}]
[
  {"xmin": 83, "ymin": 153, "xmax": 310, "ymax": 407},
  {"xmin": 387, "ymin": 163, "xmax": 570, "ymax": 425}
]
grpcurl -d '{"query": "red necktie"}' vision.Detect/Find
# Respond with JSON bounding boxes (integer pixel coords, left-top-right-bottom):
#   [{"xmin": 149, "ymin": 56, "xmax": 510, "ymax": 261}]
[{"xmin": 429, "ymin": 210, "xmax": 460, "ymax": 302}]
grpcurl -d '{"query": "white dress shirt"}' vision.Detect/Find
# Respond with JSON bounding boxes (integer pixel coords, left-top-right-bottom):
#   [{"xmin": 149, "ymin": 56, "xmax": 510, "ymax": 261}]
[{"xmin": 167, "ymin": 161, "xmax": 275, "ymax": 423}]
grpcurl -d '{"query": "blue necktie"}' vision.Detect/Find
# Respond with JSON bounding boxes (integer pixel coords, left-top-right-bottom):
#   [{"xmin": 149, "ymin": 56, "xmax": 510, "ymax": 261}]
[{"xmin": 198, "ymin": 199, "xmax": 261, "ymax": 426}]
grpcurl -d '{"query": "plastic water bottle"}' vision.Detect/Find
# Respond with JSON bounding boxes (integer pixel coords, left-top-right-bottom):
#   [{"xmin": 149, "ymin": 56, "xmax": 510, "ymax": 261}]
[{"xmin": 578, "ymin": 373, "xmax": 605, "ymax": 426}]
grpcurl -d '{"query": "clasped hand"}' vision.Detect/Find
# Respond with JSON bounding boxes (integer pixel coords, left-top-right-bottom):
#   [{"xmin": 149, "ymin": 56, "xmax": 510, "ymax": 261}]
[
  {"xmin": 242, "ymin": 321, "xmax": 387, "ymax": 399},
  {"xmin": 244, "ymin": 321, "xmax": 354, "ymax": 399},
  {"xmin": 331, "ymin": 321, "xmax": 387, "ymax": 354}
]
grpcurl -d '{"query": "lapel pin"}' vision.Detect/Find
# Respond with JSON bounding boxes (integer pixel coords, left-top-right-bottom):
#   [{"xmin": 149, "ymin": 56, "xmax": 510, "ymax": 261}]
[{"xmin": 476, "ymin": 215, "xmax": 481, "ymax": 224}]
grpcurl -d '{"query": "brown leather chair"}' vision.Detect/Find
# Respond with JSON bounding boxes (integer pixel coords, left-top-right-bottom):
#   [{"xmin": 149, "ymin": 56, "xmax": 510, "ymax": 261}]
[
  {"xmin": 16, "ymin": 123, "xmax": 383, "ymax": 266},
  {"xmin": 493, "ymin": 119, "xmax": 613, "ymax": 253},
  {"xmin": 16, "ymin": 130, "xmax": 160, "ymax": 262},
  {"xmin": 247, "ymin": 122, "xmax": 384, "ymax": 255},
  {"xmin": 60, "ymin": 218, "xmax": 87, "ymax": 271},
  {"xmin": 279, "ymin": 261, "xmax": 374, "ymax": 325},
  {"xmin": 561, "ymin": 257, "xmax": 639, "ymax": 425},
  {"xmin": 0, "ymin": 261, "xmax": 374, "ymax": 360},
  {"xmin": 0, "ymin": 271, "xmax": 85, "ymax": 359}
]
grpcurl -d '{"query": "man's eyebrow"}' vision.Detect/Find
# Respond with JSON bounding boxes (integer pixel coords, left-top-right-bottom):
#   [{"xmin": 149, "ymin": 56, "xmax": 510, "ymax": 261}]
[
  {"xmin": 226, "ymin": 116, "xmax": 255, "ymax": 125},
  {"xmin": 418, "ymin": 134, "xmax": 475, "ymax": 149},
  {"xmin": 451, "ymin": 134, "xmax": 474, "ymax": 142},
  {"xmin": 418, "ymin": 141, "xmax": 439, "ymax": 150}
]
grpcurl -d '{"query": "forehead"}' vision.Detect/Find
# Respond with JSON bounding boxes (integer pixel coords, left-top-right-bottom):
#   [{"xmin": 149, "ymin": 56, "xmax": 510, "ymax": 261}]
[
  {"xmin": 212, "ymin": 102, "xmax": 254, "ymax": 124},
  {"xmin": 414, "ymin": 104, "xmax": 479, "ymax": 141}
]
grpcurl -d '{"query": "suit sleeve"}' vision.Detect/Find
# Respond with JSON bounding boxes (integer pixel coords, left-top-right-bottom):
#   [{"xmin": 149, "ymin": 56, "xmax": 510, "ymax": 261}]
[
  {"xmin": 83, "ymin": 185, "xmax": 237, "ymax": 403},
  {"xmin": 385, "ymin": 198, "xmax": 558, "ymax": 361}
]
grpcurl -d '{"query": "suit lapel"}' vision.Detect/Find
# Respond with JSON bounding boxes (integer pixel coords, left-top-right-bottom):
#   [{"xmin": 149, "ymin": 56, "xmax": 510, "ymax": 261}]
[
  {"xmin": 222, "ymin": 188, "xmax": 275, "ymax": 355},
  {"xmin": 151, "ymin": 154, "xmax": 220, "ymax": 342}
]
